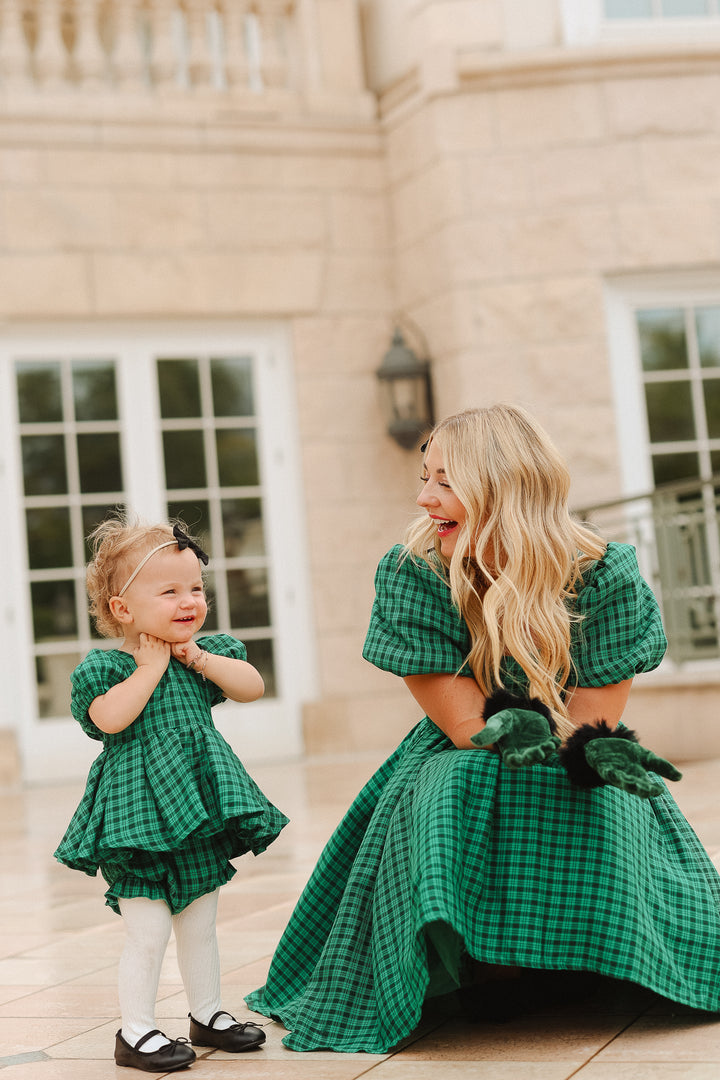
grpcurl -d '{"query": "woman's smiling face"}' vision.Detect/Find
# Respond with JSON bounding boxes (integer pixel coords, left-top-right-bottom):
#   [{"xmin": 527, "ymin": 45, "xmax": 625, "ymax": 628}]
[{"xmin": 416, "ymin": 439, "xmax": 467, "ymax": 558}]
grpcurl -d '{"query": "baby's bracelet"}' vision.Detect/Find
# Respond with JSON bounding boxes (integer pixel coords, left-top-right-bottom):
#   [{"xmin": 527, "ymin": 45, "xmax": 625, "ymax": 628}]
[{"xmin": 187, "ymin": 649, "xmax": 209, "ymax": 680}]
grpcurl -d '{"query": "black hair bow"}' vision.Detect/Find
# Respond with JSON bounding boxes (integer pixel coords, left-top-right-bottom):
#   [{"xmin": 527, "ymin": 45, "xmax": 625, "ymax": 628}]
[{"xmin": 173, "ymin": 524, "xmax": 209, "ymax": 565}]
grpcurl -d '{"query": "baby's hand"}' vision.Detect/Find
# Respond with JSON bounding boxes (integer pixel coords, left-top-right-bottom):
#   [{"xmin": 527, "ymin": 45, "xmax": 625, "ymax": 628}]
[
  {"xmin": 134, "ymin": 633, "xmax": 171, "ymax": 676},
  {"xmin": 171, "ymin": 641, "xmax": 202, "ymax": 667}
]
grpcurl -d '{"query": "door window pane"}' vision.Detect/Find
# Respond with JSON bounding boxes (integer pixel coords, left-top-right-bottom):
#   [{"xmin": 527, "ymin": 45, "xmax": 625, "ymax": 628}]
[
  {"xmin": 216, "ymin": 429, "xmax": 259, "ymax": 486},
  {"xmin": 228, "ymin": 567, "xmax": 270, "ymax": 627},
  {"xmin": 652, "ymin": 452, "xmax": 700, "ymax": 486},
  {"xmin": 662, "ymin": 0, "xmax": 710, "ymax": 13},
  {"xmin": 158, "ymin": 358, "xmax": 202, "ymax": 418},
  {"xmin": 644, "ymin": 382, "xmax": 695, "ymax": 441},
  {"xmin": 26, "ymin": 508, "xmax": 73, "ymax": 569},
  {"xmin": 163, "ymin": 431, "xmax": 207, "ymax": 488},
  {"xmin": 36, "ymin": 653, "xmax": 82, "ymax": 719},
  {"xmin": 16, "ymin": 361, "xmax": 63, "ymax": 422},
  {"xmin": 211, "ymin": 357, "xmax": 254, "ymax": 417},
  {"xmin": 697, "ymin": 307, "xmax": 720, "ymax": 368},
  {"xmin": 222, "ymin": 498, "xmax": 265, "ymax": 556},
  {"xmin": 167, "ymin": 500, "xmax": 212, "ymax": 555},
  {"xmin": 73, "ymin": 361, "xmax": 118, "ymax": 421},
  {"xmin": 31, "ymin": 581, "xmax": 78, "ymax": 642},
  {"xmin": 21, "ymin": 435, "xmax": 68, "ymax": 495},
  {"xmin": 77, "ymin": 433, "xmax": 123, "ymax": 492},
  {"xmin": 604, "ymin": 0, "xmax": 653, "ymax": 15},
  {"xmin": 637, "ymin": 308, "xmax": 688, "ymax": 371},
  {"xmin": 704, "ymin": 379, "xmax": 720, "ymax": 437}
]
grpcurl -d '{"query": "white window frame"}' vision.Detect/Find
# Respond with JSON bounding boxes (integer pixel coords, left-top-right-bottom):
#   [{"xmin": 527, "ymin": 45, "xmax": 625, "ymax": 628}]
[
  {"xmin": 560, "ymin": 0, "xmax": 720, "ymax": 45},
  {"xmin": 1, "ymin": 321, "xmax": 316, "ymax": 783},
  {"xmin": 604, "ymin": 271, "xmax": 720, "ymax": 670}
]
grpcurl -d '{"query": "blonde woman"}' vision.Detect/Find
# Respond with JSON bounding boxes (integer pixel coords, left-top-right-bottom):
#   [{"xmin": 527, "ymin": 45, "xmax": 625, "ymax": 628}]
[{"xmin": 247, "ymin": 404, "xmax": 720, "ymax": 1053}]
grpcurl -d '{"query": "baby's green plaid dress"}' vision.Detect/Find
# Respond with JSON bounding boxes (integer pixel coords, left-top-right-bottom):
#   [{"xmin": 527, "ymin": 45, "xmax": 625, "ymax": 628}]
[
  {"xmin": 55, "ymin": 633, "xmax": 288, "ymax": 914},
  {"xmin": 246, "ymin": 543, "xmax": 720, "ymax": 1052}
]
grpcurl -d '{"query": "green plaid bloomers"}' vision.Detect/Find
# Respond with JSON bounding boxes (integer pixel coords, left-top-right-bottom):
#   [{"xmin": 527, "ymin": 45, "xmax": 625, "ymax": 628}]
[
  {"xmin": 245, "ymin": 544, "xmax": 720, "ymax": 1053},
  {"xmin": 54, "ymin": 634, "xmax": 288, "ymax": 914}
]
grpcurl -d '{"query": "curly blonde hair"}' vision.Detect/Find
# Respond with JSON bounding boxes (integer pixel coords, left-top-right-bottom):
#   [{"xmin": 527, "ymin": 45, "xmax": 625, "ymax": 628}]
[
  {"xmin": 86, "ymin": 513, "xmax": 200, "ymax": 638},
  {"xmin": 404, "ymin": 405, "xmax": 607, "ymax": 739}
]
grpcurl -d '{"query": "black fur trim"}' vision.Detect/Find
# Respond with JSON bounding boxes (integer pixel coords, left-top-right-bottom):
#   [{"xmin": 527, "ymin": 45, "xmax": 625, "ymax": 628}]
[
  {"xmin": 483, "ymin": 688, "xmax": 558, "ymax": 736},
  {"xmin": 558, "ymin": 720, "xmax": 639, "ymax": 789}
]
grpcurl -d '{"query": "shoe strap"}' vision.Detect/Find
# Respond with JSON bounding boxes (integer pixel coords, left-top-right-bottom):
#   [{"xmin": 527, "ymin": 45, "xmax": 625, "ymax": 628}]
[
  {"xmin": 207, "ymin": 1010, "xmax": 236, "ymax": 1028},
  {"xmin": 134, "ymin": 1029, "xmax": 165, "ymax": 1051}
]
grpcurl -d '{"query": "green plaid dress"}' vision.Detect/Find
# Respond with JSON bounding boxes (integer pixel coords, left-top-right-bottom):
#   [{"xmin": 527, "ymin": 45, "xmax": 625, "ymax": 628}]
[
  {"xmin": 245, "ymin": 543, "xmax": 720, "ymax": 1052},
  {"xmin": 54, "ymin": 633, "xmax": 288, "ymax": 915}
]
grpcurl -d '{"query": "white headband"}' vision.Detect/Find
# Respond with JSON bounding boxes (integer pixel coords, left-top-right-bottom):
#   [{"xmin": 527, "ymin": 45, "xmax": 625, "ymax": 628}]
[{"xmin": 117, "ymin": 541, "xmax": 178, "ymax": 597}]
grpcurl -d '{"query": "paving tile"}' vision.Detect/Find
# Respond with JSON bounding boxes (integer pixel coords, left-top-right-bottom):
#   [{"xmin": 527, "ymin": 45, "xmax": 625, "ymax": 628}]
[
  {"xmin": 593, "ymin": 1013, "xmax": 720, "ymax": 1062},
  {"xmin": 2, "ymin": 756, "xmax": 720, "ymax": 1080}
]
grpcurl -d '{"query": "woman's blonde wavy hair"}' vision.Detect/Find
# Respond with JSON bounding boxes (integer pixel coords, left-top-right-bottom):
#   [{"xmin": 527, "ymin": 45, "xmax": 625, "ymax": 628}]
[
  {"xmin": 86, "ymin": 512, "xmax": 197, "ymax": 638},
  {"xmin": 404, "ymin": 405, "xmax": 607, "ymax": 739}
]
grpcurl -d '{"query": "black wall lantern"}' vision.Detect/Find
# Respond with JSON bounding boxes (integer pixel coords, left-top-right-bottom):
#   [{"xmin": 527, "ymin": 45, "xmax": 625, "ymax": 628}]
[{"xmin": 376, "ymin": 326, "xmax": 434, "ymax": 449}]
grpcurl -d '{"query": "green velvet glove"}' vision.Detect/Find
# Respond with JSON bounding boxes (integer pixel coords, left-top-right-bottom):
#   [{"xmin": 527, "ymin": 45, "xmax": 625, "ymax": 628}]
[
  {"xmin": 559, "ymin": 721, "xmax": 682, "ymax": 799},
  {"xmin": 470, "ymin": 690, "xmax": 560, "ymax": 769}
]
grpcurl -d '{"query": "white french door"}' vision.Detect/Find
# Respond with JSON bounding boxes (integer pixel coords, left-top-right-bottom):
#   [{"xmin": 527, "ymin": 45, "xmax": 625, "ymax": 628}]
[{"xmin": 1, "ymin": 323, "xmax": 315, "ymax": 783}]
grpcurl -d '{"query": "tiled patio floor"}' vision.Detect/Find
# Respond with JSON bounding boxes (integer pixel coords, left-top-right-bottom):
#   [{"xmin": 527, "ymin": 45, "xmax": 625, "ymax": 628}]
[{"xmin": 2, "ymin": 750, "xmax": 720, "ymax": 1079}]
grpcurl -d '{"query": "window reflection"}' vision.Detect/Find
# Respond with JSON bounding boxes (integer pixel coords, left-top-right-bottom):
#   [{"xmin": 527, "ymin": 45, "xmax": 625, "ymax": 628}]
[
  {"xmin": 244, "ymin": 639, "xmax": 276, "ymax": 697},
  {"xmin": 31, "ymin": 581, "xmax": 78, "ymax": 642},
  {"xmin": 16, "ymin": 361, "xmax": 63, "ymax": 422},
  {"xmin": 73, "ymin": 361, "xmax": 118, "ymax": 421},
  {"xmin": 637, "ymin": 308, "xmax": 687, "ymax": 371},
  {"xmin": 211, "ymin": 357, "xmax": 254, "ymax": 417},
  {"xmin": 163, "ymin": 430, "xmax": 207, "ymax": 488},
  {"xmin": 158, "ymin": 358, "xmax": 202, "ymax": 418},
  {"xmin": 222, "ymin": 498, "xmax": 265, "ymax": 556},
  {"xmin": 26, "ymin": 508, "xmax": 73, "ymax": 570},
  {"xmin": 77, "ymin": 433, "xmax": 123, "ymax": 493},
  {"xmin": 697, "ymin": 307, "xmax": 720, "ymax": 368},
  {"xmin": 36, "ymin": 653, "xmax": 81, "ymax": 718},
  {"xmin": 216, "ymin": 429, "xmax": 258, "ymax": 486},
  {"xmin": 644, "ymin": 382, "xmax": 695, "ymax": 442},
  {"xmin": 228, "ymin": 567, "xmax": 270, "ymax": 628},
  {"xmin": 21, "ymin": 435, "xmax": 68, "ymax": 496}
]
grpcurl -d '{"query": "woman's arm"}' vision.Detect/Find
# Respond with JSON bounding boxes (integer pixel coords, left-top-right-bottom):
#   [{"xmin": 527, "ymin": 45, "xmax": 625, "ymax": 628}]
[
  {"xmin": 565, "ymin": 679, "xmax": 633, "ymax": 728},
  {"xmin": 403, "ymin": 672, "xmax": 487, "ymax": 748}
]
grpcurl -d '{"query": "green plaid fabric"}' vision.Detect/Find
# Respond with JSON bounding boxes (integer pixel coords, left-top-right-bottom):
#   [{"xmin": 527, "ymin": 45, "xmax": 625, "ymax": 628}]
[
  {"xmin": 245, "ymin": 544, "xmax": 720, "ymax": 1052},
  {"xmin": 54, "ymin": 634, "xmax": 288, "ymax": 915}
]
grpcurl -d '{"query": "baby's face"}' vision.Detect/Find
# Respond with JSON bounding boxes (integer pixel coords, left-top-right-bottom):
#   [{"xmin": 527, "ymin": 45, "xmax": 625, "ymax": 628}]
[{"xmin": 119, "ymin": 546, "xmax": 207, "ymax": 643}]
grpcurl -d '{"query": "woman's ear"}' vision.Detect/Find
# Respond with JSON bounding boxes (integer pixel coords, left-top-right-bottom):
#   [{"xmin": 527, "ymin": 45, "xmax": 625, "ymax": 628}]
[{"xmin": 108, "ymin": 595, "xmax": 133, "ymax": 625}]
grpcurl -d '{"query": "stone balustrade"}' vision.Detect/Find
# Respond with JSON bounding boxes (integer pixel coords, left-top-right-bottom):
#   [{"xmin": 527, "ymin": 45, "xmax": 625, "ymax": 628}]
[{"xmin": 0, "ymin": 0, "xmax": 300, "ymax": 95}]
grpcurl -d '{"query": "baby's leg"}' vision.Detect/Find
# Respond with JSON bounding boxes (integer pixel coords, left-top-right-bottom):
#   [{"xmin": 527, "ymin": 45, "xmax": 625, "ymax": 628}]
[
  {"xmin": 173, "ymin": 888, "xmax": 234, "ymax": 1030},
  {"xmin": 118, "ymin": 896, "xmax": 173, "ymax": 1051}
]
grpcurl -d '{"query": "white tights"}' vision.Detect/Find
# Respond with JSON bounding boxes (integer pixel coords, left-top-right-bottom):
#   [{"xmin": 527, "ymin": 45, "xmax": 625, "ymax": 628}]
[{"xmin": 118, "ymin": 890, "xmax": 234, "ymax": 1051}]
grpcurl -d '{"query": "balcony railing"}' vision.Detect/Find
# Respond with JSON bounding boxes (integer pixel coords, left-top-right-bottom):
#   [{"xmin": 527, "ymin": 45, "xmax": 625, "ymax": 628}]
[
  {"xmin": 575, "ymin": 476, "xmax": 720, "ymax": 666},
  {"xmin": 0, "ymin": 1, "xmax": 299, "ymax": 96}
]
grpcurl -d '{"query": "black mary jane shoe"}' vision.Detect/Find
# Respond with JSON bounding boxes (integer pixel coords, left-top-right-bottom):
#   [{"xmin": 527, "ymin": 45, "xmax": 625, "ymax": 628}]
[
  {"xmin": 189, "ymin": 1010, "xmax": 266, "ymax": 1052},
  {"xmin": 114, "ymin": 1029, "xmax": 196, "ymax": 1072}
]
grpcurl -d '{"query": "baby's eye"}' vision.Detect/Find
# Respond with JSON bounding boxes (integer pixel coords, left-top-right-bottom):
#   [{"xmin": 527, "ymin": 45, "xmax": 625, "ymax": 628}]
[{"xmin": 419, "ymin": 475, "xmax": 429, "ymax": 484}]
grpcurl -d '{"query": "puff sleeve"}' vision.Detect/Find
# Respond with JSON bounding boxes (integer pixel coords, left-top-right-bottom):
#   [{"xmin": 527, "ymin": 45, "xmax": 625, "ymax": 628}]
[
  {"xmin": 362, "ymin": 545, "xmax": 472, "ymax": 677},
  {"xmin": 70, "ymin": 649, "xmax": 134, "ymax": 741},
  {"xmin": 571, "ymin": 542, "xmax": 667, "ymax": 686}
]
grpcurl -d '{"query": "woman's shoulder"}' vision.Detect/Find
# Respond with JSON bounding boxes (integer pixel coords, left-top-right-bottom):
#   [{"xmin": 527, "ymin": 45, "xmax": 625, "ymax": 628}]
[
  {"xmin": 576, "ymin": 541, "xmax": 644, "ymax": 600},
  {"xmin": 375, "ymin": 544, "xmax": 449, "ymax": 593}
]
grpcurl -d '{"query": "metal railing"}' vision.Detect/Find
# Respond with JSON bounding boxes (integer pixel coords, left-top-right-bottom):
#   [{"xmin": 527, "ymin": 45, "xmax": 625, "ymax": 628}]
[
  {"xmin": 575, "ymin": 475, "xmax": 720, "ymax": 665},
  {"xmin": 0, "ymin": 1, "xmax": 297, "ymax": 95}
]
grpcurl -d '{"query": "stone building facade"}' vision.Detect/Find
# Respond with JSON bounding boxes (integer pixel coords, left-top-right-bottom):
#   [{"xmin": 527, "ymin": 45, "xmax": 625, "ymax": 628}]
[{"xmin": 2, "ymin": 0, "xmax": 720, "ymax": 782}]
